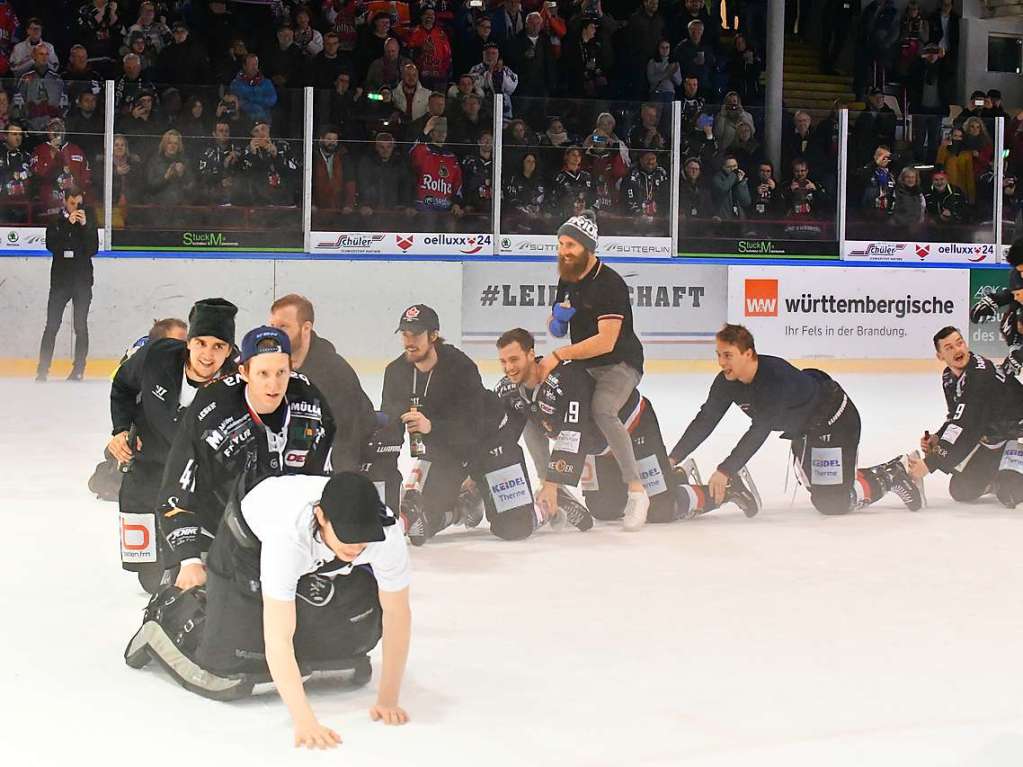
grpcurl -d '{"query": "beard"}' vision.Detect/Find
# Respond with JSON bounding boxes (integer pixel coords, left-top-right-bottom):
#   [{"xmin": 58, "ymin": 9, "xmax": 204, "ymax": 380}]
[{"xmin": 558, "ymin": 252, "xmax": 589, "ymax": 282}]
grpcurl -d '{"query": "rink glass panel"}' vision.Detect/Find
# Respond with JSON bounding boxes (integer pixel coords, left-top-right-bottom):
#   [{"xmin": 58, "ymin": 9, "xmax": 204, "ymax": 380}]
[
  {"xmin": 1003, "ymin": 117, "xmax": 1022, "ymax": 248},
  {"xmin": 843, "ymin": 110, "xmax": 998, "ymax": 246},
  {"xmin": 675, "ymin": 105, "xmax": 839, "ymax": 259},
  {"xmin": 0, "ymin": 76, "xmax": 108, "ymax": 232},
  {"xmin": 499, "ymin": 97, "xmax": 673, "ymax": 240},
  {"xmin": 110, "ymin": 84, "xmax": 305, "ymax": 251},
  {"xmin": 312, "ymin": 84, "xmax": 495, "ymax": 235}
]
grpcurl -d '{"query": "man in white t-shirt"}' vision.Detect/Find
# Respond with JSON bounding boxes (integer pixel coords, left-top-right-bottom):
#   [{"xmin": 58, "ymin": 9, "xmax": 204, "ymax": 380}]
[{"xmin": 126, "ymin": 472, "xmax": 411, "ymax": 749}]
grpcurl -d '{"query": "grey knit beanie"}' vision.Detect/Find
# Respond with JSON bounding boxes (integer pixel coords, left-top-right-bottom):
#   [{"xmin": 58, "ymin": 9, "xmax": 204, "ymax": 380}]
[{"xmin": 557, "ymin": 209, "xmax": 598, "ymax": 252}]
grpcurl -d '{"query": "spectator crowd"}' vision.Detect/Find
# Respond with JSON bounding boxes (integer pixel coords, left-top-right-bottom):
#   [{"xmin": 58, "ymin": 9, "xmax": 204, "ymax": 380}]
[{"xmin": 0, "ymin": 0, "xmax": 1014, "ymax": 242}]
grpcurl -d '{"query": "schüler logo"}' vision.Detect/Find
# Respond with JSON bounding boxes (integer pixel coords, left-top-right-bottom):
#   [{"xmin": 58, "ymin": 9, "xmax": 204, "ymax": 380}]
[{"xmin": 744, "ymin": 279, "xmax": 778, "ymax": 317}]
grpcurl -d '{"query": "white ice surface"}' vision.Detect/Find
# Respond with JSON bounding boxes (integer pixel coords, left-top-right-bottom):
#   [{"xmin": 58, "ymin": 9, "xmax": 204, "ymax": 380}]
[{"xmin": 1, "ymin": 372, "xmax": 1022, "ymax": 767}]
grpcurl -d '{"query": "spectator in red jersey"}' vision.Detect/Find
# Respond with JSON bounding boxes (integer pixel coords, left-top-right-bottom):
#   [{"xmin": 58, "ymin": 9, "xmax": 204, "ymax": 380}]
[
  {"xmin": 402, "ymin": 8, "xmax": 453, "ymax": 92},
  {"xmin": 409, "ymin": 114, "xmax": 464, "ymax": 230},
  {"xmin": 322, "ymin": 0, "xmax": 359, "ymax": 55},
  {"xmin": 31, "ymin": 118, "xmax": 93, "ymax": 219},
  {"xmin": 0, "ymin": 0, "xmax": 19, "ymax": 75}
]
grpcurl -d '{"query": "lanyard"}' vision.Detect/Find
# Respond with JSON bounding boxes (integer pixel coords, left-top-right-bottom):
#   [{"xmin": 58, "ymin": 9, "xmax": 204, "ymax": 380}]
[
  {"xmin": 412, "ymin": 367, "xmax": 434, "ymax": 402},
  {"xmin": 245, "ymin": 388, "xmax": 290, "ymax": 459}
]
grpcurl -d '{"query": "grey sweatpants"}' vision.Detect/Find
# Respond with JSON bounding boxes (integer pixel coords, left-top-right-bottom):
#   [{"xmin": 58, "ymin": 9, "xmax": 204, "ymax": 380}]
[{"xmin": 588, "ymin": 362, "xmax": 642, "ymax": 484}]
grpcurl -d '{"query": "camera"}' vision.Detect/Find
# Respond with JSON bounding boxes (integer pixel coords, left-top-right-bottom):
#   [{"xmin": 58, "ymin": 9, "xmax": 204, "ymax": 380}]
[{"xmin": 469, "ymin": 0, "xmax": 484, "ymax": 8}]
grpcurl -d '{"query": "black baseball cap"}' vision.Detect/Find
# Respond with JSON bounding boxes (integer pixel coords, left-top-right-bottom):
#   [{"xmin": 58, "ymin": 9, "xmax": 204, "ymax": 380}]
[
  {"xmin": 395, "ymin": 304, "xmax": 440, "ymax": 334},
  {"xmin": 239, "ymin": 325, "xmax": 291, "ymax": 363},
  {"xmin": 319, "ymin": 472, "xmax": 386, "ymax": 543}
]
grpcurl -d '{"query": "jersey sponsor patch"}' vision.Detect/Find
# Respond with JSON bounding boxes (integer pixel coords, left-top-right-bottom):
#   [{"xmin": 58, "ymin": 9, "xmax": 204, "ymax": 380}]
[
  {"xmin": 554, "ymin": 429, "xmax": 582, "ymax": 454},
  {"xmin": 486, "ymin": 464, "xmax": 531, "ymax": 514},
  {"xmin": 636, "ymin": 454, "xmax": 668, "ymax": 496},
  {"xmin": 999, "ymin": 441, "xmax": 1023, "ymax": 474},
  {"xmin": 580, "ymin": 454, "xmax": 599, "ymax": 492},
  {"xmin": 809, "ymin": 447, "xmax": 843, "ymax": 486},
  {"xmin": 119, "ymin": 512, "xmax": 157, "ymax": 563},
  {"xmin": 943, "ymin": 423, "xmax": 963, "ymax": 445},
  {"xmin": 284, "ymin": 449, "xmax": 309, "ymax": 468}
]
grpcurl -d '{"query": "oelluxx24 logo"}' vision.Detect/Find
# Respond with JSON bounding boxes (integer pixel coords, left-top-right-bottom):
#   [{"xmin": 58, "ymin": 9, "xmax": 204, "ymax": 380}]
[{"xmin": 744, "ymin": 279, "xmax": 778, "ymax": 317}]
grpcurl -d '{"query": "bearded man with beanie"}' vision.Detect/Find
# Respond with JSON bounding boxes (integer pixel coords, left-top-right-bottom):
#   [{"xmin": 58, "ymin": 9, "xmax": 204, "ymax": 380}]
[
  {"xmin": 109, "ymin": 298, "xmax": 239, "ymax": 593},
  {"xmin": 538, "ymin": 211, "xmax": 651, "ymax": 531}
]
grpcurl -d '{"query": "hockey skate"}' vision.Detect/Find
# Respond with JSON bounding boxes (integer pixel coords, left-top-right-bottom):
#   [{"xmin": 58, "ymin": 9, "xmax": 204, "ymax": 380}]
[
  {"xmin": 401, "ymin": 489, "xmax": 430, "ymax": 546},
  {"xmin": 555, "ymin": 487, "xmax": 593, "ymax": 532},
  {"xmin": 726, "ymin": 466, "xmax": 762, "ymax": 518},
  {"xmin": 679, "ymin": 458, "xmax": 703, "ymax": 486},
  {"xmin": 884, "ymin": 453, "xmax": 925, "ymax": 511}
]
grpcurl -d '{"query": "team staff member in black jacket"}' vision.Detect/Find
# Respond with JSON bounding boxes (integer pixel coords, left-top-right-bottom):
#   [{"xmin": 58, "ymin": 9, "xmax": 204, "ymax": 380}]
[
  {"xmin": 538, "ymin": 211, "xmax": 651, "ymax": 531},
  {"xmin": 160, "ymin": 326, "xmax": 336, "ymax": 589},
  {"xmin": 269, "ymin": 293, "xmax": 375, "ymax": 472},
  {"xmin": 671, "ymin": 324, "xmax": 923, "ymax": 516},
  {"xmin": 109, "ymin": 298, "xmax": 237, "ymax": 592},
  {"xmin": 380, "ymin": 305, "xmax": 487, "ymax": 546},
  {"xmin": 36, "ymin": 186, "xmax": 99, "ymax": 381},
  {"xmin": 909, "ymin": 327, "xmax": 1023, "ymax": 507}
]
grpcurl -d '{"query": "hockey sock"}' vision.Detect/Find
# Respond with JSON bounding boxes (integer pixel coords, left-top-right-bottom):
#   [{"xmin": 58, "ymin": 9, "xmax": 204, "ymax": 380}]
[
  {"xmin": 677, "ymin": 484, "xmax": 718, "ymax": 515},
  {"xmin": 854, "ymin": 466, "xmax": 886, "ymax": 508}
]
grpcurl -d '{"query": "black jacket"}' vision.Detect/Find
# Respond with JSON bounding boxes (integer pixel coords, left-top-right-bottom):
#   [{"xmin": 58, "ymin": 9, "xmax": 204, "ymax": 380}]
[
  {"xmin": 670, "ymin": 355, "xmax": 823, "ymax": 475},
  {"xmin": 380, "ymin": 343, "xmax": 486, "ymax": 464},
  {"xmin": 356, "ymin": 150, "xmax": 413, "ymax": 210},
  {"xmin": 297, "ymin": 331, "xmax": 376, "ymax": 472},
  {"xmin": 159, "ymin": 372, "xmax": 335, "ymax": 564},
  {"xmin": 929, "ymin": 353, "xmax": 1023, "ymax": 473},
  {"xmin": 46, "ymin": 210, "xmax": 99, "ymax": 286},
  {"xmin": 110, "ymin": 338, "xmax": 235, "ymax": 470}
]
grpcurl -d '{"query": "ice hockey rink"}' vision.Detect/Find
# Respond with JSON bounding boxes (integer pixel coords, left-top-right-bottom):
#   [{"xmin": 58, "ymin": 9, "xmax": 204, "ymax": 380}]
[{"xmin": 2, "ymin": 369, "xmax": 1021, "ymax": 767}]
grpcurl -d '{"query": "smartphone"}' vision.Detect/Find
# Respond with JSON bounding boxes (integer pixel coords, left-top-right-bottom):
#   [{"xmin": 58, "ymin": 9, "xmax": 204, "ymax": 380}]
[
  {"xmin": 974, "ymin": 99, "xmax": 985, "ymax": 107},
  {"xmin": 367, "ymin": 92, "xmax": 385, "ymax": 101},
  {"xmin": 697, "ymin": 113, "xmax": 713, "ymax": 129},
  {"xmin": 469, "ymin": 0, "xmax": 484, "ymax": 7}
]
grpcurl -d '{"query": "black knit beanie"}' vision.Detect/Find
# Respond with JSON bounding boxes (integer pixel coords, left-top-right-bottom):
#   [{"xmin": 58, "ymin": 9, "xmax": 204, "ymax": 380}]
[{"xmin": 187, "ymin": 298, "xmax": 238, "ymax": 346}]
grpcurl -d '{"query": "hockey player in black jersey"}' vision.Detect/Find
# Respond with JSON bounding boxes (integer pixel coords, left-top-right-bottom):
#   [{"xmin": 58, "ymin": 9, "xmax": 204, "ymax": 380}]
[
  {"xmin": 908, "ymin": 327, "xmax": 1023, "ymax": 507},
  {"xmin": 671, "ymin": 324, "xmax": 923, "ymax": 516},
  {"xmin": 968, "ymin": 238, "xmax": 1023, "ymax": 336},
  {"xmin": 109, "ymin": 300, "xmax": 237, "ymax": 592},
  {"xmin": 379, "ymin": 305, "xmax": 488, "ymax": 546},
  {"xmin": 89, "ymin": 318, "xmax": 188, "ymax": 503},
  {"xmin": 159, "ymin": 326, "xmax": 335, "ymax": 589},
  {"xmin": 495, "ymin": 328, "xmax": 716, "ymax": 523}
]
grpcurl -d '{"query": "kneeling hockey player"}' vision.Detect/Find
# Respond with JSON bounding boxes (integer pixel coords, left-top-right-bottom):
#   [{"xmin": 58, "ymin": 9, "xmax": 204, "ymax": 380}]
[{"xmin": 671, "ymin": 324, "xmax": 923, "ymax": 516}]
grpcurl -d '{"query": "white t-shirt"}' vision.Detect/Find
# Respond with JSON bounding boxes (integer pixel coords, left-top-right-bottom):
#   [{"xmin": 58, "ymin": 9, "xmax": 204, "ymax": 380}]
[{"xmin": 241, "ymin": 474, "xmax": 410, "ymax": 601}]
